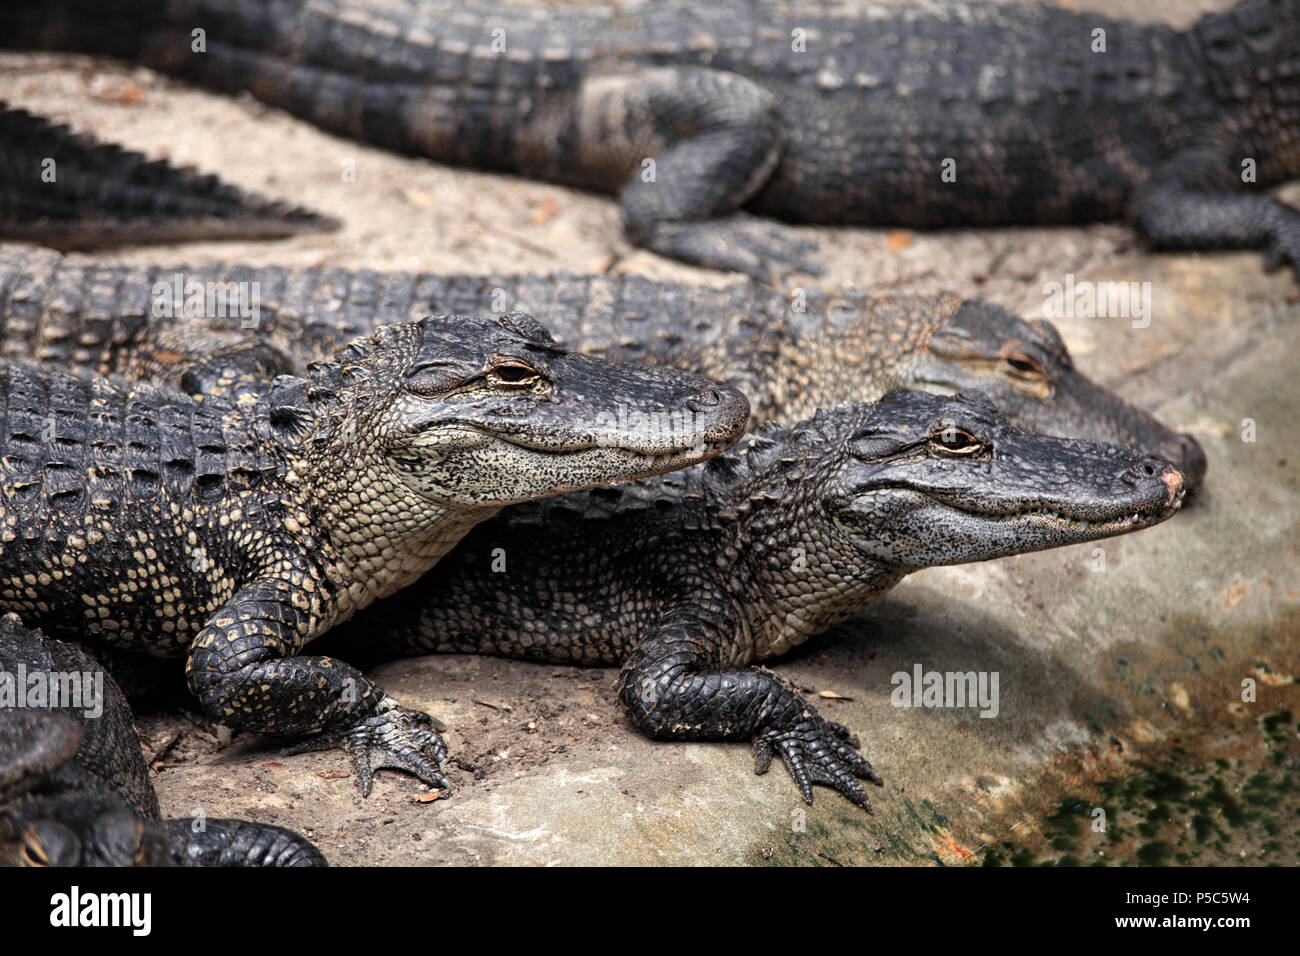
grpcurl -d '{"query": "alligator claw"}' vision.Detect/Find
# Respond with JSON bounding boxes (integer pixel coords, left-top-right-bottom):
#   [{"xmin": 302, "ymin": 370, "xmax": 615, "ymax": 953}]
[
  {"xmin": 284, "ymin": 699, "xmax": 452, "ymax": 796},
  {"xmin": 752, "ymin": 710, "xmax": 882, "ymax": 810},
  {"xmin": 344, "ymin": 701, "xmax": 452, "ymax": 797}
]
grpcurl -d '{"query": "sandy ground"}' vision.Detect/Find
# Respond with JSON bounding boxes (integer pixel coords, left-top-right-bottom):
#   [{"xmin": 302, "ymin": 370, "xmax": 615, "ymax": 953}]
[{"xmin": 0, "ymin": 0, "xmax": 1296, "ymax": 866}]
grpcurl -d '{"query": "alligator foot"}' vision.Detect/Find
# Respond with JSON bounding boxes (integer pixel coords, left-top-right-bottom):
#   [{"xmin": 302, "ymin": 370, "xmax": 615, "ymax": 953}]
[
  {"xmin": 753, "ymin": 712, "xmax": 883, "ymax": 810},
  {"xmin": 343, "ymin": 699, "xmax": 452, "ymax": 797},
  {"xmin": 620, "ymin": 627, "xmax": 883, "ymax": 810},
  {"xmin": 1132, "ymin": 157, "xmax": 1300, "ymax": 282},
  {"xmin": 282, "ymin": 698, "xmax": 452, "ymax": 796},
  {"xmin": 166, "ymin": 818, "xmax": 327, "ymax": 867},
  {"xmin": 634, "ymin": 214, "xmax": 824, "ymax": 284},
  {"xmin": 176, "ymin": 343, "xmax": 298, "ymax": 400},
  {"xmin": 188, "ymin": 587, "xmax": 458, "ymax": 797}
]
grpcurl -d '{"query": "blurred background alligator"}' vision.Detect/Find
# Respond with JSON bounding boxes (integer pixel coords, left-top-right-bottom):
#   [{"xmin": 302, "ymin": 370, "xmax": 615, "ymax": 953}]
[
  {"xmin": 4, "ymin": 0, "xmax": 1297, "ymax": 279},
  {"xmin": 0, "ymin": 102, "xmax": 338, "ymax": 249}
]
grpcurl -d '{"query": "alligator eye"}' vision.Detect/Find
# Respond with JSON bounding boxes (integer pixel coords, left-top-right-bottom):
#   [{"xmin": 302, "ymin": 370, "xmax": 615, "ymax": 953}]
[
  {"xmin": 929, "ymin": 430, "xmax": 984, "ymax": 455},
  {"xmin": 487, "ymin": 362, "xmax": 541, "ymax": 387},
  {"xmin": 1004, "ymin": 354, "xmax": 1045, "ymax": 379},
  {"xmin": 22, "ymin": 838, "xmax": 49, "ymax": 867}
]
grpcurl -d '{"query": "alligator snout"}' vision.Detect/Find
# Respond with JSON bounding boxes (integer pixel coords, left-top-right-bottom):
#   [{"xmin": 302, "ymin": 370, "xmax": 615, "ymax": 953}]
[
  {"xmin": 685, "ymin": 384, "xmax": 750, "ymax": 442},
  {"xmin": 1154, "ymin": 432, "xmax": 1207, "ymax": 495},
  {"xmin": 1120, "ymin": 454, "xmax": 1184, "ymax": 504},
  {"xmin": 1162, "ymin": 466, "xmax": 1185, "ymax": 500}
]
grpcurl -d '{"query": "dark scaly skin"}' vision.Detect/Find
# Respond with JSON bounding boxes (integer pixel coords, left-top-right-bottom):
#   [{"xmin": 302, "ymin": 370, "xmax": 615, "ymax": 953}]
[
  {"xmin": 1, "ymin": 710, "xmax": 175, "ymax": 867},
  {"xmin": 0, "ymin": 315, "xmax": 749, "ymax": 795},
  {"xmin": 163, "ymin": 817, "xmax": 325, "ymax": 867},
  {"xmin": 5, "ymin": 0, "xmax": 1298, "ymax": 278},
  {"xmin": 334, "ymin": 391, "xmax": 1187, "ymax": 808},
  {"xmin": 0, "ymin": 103, "xmax": 339, "ymax": 249},
  {"xmin": 0, "ymin": 247, "xmax": 1207, "ymax": 490},
  {"xmin": 0, "ymin": 615, "xmax": 325, "ymax": 866}
]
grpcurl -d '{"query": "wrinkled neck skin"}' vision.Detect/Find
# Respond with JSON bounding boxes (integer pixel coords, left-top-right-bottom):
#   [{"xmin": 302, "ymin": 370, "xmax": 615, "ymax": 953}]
[
  {"xmin": 282, "ymin": 373, "xmax": 502, "ymax": 619},
  {"xmin": 735, "ymin": 470, "xmax": 907, "ymax": 662}
]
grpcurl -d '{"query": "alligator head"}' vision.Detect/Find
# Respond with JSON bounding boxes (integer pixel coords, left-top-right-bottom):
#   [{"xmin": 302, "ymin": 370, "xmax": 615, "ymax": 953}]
[
  {"xmin": 826, "ymin": 390, "xmax": 1185, "ymax": 570},
  {"xmin": 296, "ymin": 311, "xmax": 749, "ymax": 506},
  {"xmin": 910, "ymin": 299, "xmax": 1207, "ymax": 493},
  {"xmin": 0, "ymin": 711, "xmax": 172, "ymax": 867}
]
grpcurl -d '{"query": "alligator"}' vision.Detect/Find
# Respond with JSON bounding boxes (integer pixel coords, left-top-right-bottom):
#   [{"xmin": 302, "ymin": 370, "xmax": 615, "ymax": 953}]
[
  {"xmin": 0, "ymin": 247, "xmax": 1208, "ymax": 490},
  {"xmin": 0, "ymin": 102, "xmax": 339, "ymax": 250},
  {"xmin": 0, "ymin": 314, "xmax": 748, "ymax": 796},
  {"xmin": 326, "ymin": 390, "xmax": 1187, "ymax": 808},
  {"xmin": 0, "ymin": 614, "xmax": 325, "ymax": 866},
  {"xmin": 5, "ymin": 0, "xmax": 1297, "ymax": 279}
]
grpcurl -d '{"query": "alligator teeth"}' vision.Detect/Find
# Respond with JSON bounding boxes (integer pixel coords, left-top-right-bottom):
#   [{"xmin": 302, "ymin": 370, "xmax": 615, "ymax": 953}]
[{"xmin": 988, "ymin": 507, "xmax": 1147, "ymax": 528}]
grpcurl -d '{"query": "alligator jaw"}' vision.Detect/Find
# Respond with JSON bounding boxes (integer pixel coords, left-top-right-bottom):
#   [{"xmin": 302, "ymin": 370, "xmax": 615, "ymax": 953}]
[
  {"xmin": 458, "ymin": 433, "xmax": 739, "ymax": 487},
  {"xmin": 631, "ymin": 438, "xmax": 736, "ymax": 472},
  {"xmin": 477, "ymin": 435, "xmax": 740, "ymax": 491},
  {"xmin": 981, "ymin": 489, "xmax": 1185, "ymax": 537},
  {"xmin": 964, "ymin": 469, "xmax": 1185, "ymax": 531},
  {"xmin": 933, "ymin": 475, "xmax": 1186, "ymax": 552},
  {"xmin": 492, "ymin": 433, "xmax": 735, "ymax": 459}
]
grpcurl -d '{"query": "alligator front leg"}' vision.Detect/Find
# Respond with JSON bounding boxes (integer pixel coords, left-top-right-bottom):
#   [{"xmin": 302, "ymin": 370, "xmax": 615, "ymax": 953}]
[
  {"xmin": 185, "ymin": 578, "xmax": 450, "ymax": 797},
  {"xmin": 165, "ymin": 818, "xmax": 327, "ymax": 867},
  {"xmin": 108, "ymin": 320, "xmax": 300, "ymax": 401},
  {"xmin": 175, "ymin": 345, "xmax": 298, "ymax": 401},
  {"xmin": 583, "ymin": 68, "xmax": 823, "ymax": 281},
  {"xmin": 1130, "ymin": 146, "xmax": 1300, "ymax": 276},
  {"xmin": 617, "ymin": 615, "xmax": 882, "ymax": 809}
]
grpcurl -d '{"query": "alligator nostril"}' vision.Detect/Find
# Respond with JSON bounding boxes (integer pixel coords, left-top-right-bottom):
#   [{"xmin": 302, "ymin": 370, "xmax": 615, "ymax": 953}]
[
  {"xmin": 687, "ymin": 388, "xmax": 722, "ymax": 410},
  {"xmin": 1123, "ymin": 455, "xmax": 1173, "ymax": 486}
]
